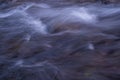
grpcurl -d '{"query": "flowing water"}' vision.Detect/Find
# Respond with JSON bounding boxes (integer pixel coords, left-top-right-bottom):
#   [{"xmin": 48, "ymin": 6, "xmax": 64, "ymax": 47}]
[{"xmin": 0, "ymin": 1, "xmax": 120, "ymax": 80}]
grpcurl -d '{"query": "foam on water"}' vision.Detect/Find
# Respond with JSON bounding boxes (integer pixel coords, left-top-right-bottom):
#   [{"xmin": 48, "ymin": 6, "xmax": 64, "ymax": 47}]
[
  {"xmin": 0, "ymin": 3, "xmax": 49, "ymax": 34},
  {"xmin": 87, "ymin": 43, "xmax": 95, "ymax": 50},
  {"xmin": 22, "ymin": 12, "xmax": 48, "ymax": 34},
  {"xmin": 0, "ymin": 2, "xmax": 120, "ymax": 35},
  {"xmin": 70, "ymin": 8, "xmax": 97, "ymax": 23},
  {"xmin": 0, "ymin": 2, "xmax": 50, "ymax": 18}
]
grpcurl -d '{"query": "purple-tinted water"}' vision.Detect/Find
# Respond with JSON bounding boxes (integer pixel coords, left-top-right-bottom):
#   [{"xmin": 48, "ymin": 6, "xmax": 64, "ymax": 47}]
[{"xmin": 0, "ymin": 1, "xmax": 120, "ymax": 80}]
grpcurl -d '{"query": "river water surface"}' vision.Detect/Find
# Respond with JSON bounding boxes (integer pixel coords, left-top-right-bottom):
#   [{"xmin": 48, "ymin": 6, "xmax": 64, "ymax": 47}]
[{"xmin": 0, "ymin": 1, "xmax": 120, "ymax": 80}]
